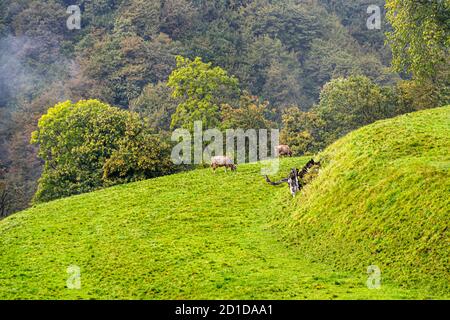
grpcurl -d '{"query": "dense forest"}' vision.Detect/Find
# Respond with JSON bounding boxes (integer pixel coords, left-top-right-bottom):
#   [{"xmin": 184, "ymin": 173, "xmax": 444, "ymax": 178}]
[{"xmin": 0, "ymin": 0, "xmax": 448, "ymax": 216}]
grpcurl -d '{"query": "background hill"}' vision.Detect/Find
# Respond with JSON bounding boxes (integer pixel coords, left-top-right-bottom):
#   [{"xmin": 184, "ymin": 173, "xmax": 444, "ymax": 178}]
[{"xmin": 1, "ymin": 107, "xmax": 448, "ymax": 299}]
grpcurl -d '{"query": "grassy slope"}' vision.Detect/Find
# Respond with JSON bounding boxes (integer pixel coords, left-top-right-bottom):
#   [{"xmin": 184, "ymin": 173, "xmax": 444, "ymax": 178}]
[
  {"xmin": 271, "ymin": 106, "xmax": 450, "ymax": 294},
  {"xmin": 0, "ymin": 107, "xmax": 448, "ymax": 299}
]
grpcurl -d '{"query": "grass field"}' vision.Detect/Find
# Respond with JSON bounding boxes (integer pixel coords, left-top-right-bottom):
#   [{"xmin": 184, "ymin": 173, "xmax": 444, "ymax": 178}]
[{"xmin": 0, "ymin": 107, "xmax": 448, "ymax": 299}]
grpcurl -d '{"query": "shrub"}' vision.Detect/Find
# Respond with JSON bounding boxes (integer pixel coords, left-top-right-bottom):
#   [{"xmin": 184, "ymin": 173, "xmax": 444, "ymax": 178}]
[{"xmin": 103, "ymin": 116, "xmax": 176, "ymax": 184}]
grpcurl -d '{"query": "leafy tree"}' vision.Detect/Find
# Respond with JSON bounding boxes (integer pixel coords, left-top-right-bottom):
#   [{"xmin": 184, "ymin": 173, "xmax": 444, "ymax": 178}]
[
  {"xmin": 243, "ymin": 1, "xmax": 324, "ymax": 52},
  {"xmin": 130, "ymin": 82, "xmax": 179, "ymax": 131},
  {"xmin": 386, "ymin": 0, "xmax": 450, "ymax": 82},
  {"xmin": 221, "ymin": 92, "xmax": 275, "ymax": 130},
  {"xmin": 31, "ymin": 99, "xmax": 131, "ymax": 202},
  {"xmin": 103, "ymin": 116, "xmax": 176, "ymax": 185},
  {"xmin": 394, "ymin": 79, "xmax": 450, "ymax": 113},
  {"xmin": 31, "ymin": 99, "xmax": 178, "ymax": 203},
  {"xmin": 243, "ymin": 35, "xmax": 304, "ymax": 107},
  {"xmin": 314, "ymin": 75, "xmax": 396, "ymax": 146},
  {"xmin": 168, "ymin": 56, "xmax": 239, "ymax": 130},
  {"xmin": 280, "ymin": 106, "xmax": 324, "ymax": 155},
  {"xmin": 221, "ymin": 92, "xmax": 276, "ymax": 163}
]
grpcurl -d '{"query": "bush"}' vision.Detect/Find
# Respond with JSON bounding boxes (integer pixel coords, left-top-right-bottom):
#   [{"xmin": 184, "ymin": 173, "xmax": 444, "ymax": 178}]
[
  {"xmin": 103, "ymin": 116, "xmax": 176, "ymax": 184},
  {"xmin": 314, "ymin": 75, "xmax": 397, "ymax": 147},
  {"xmin": 280, "ymin": 106, "xmax": 324, "ymax": 155}
]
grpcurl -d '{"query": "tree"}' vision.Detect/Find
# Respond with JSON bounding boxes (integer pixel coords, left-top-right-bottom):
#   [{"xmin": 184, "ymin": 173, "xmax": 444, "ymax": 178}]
[
  {"xmin": 31, "ymin": 99, "xmax": 179, "ymax": 203},
  {"xmin": 103, "ymin": 118, "xmax": 176, "ymax": 185},
  {"xmin": 221, "ymin": 92, "xmax": 276, "ymax": 162},
  {"xmin": 243, "ymin": 1, "xmax": 323, "ymax": 52},
  {"xmin": 394, "ymin": 79, "xmax": 449, "ymax": 114},
  {"xmin": 221, "ymin": 92, "xmax": 275, "ymax": 130},
  {"xmin": 168, "ymin": 56, "xmax": 239, "ymax": 130},
  {"xmin": 280, "ymin": 106, "xmax": 324, "ymax": 155},
  {"xmin": 314, "ymin": 75, "xmax": 396, "ymax": 146},
  {"xmin": 31, "ymin": 99, "xmax": 130, "ymax": 203},
  {"xmin": 243, "ymin": 35, "xmax": 305, "ymax": 108},
  {"xmin": 0, "ymin": 165, "xmax": 11, "ymax": 217},
  {"xmin": 386, "ymin": 0, "xmax": 450, "ymax": 82},
  {"xmin": 130, "ymin": 82, "xmax": 179, "ymax": 131}
]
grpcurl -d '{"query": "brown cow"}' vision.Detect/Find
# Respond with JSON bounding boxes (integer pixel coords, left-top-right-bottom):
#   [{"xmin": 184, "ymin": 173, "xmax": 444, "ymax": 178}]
[
  {"xmin": 210, "ymin": 156, "xmax": 237, "ymax": 172},
  {"xmin": 275, "ymin": 145, "xmax": 292, "ymax": 157}
]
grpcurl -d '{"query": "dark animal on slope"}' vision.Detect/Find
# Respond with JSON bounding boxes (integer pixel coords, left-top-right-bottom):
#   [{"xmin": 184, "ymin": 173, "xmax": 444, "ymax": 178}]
[{"xmin": 275, "ymin": 145, "xmax": 292, "ymax": 157}]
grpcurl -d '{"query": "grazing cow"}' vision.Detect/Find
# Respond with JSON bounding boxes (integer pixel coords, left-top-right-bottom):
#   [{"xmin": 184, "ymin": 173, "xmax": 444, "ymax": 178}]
[
  {"xmin": 210, "ymin": 156, "xmax": 237, "ymax": 172},
  {"xmin": 275, "ymin": 145, "xmax": 292, "ymax": 157}
]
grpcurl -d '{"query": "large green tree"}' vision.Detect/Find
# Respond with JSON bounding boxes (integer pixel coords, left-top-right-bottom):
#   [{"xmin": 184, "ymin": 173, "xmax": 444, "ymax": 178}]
[
  {"xmin": 386, "ymin": 0, "xmax": 450, "ymax": 82},
  {"xmin": 130, "ymin": 82, "xmax": 179, "ymax": 131},
  {"xmin": 31, "ymin": 100, "xmax": 130, "ymax": 202},
  {"xmin": 168, "ymin": 56, "xmax": 239, "ymax": 130},
  {"xmin": 314, "ymin": 75, "xmax": 396, "ymax": 146},
  {"xmin": 103, "ymin": 119, "xmax": 176, "ymax": 185},
  {"xmin": 31, "ymin": 99, "xmax": 177, "ymax": 203}
]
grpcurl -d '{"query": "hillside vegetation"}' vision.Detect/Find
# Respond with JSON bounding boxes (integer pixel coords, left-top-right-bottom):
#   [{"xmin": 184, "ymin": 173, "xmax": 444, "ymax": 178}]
[
  {"xmin": 2, "ymin": 0, "xmax": 448, "ymax": 217},
  {"xmin": 271, "ymin": 106, "xmax": 450, "ymax": 293},
  {"xmin": 0, "ymin": 107, "xmax": 449, "ymax": 299}
]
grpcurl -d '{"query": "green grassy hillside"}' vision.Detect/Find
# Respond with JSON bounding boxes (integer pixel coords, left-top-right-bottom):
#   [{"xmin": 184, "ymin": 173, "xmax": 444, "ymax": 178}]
[
  {"xmin": 0, "ymin": 106, "xmax": 448, "ymax": 299},
  {"xmin": 271, "ymin": 106, "xmax": 450, "ymax": 294}
]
